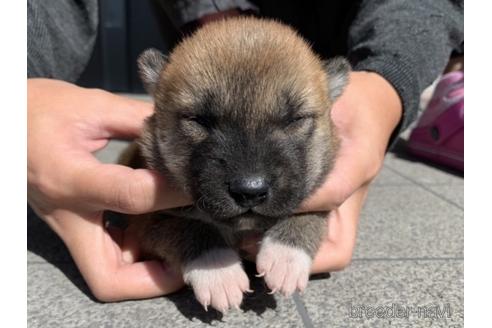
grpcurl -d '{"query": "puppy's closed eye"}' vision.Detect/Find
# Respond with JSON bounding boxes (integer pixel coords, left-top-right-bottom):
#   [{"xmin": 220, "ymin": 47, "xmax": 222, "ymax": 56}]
[
  {"xmin": 285, "ymin": 114, "xmax": 314, "ymax": 125},
  {"xmin": 179, "ymin": 114, "xmax": 214, "ymax": 142},
  {"xmin": 282, "ymin": 114, "xmax": 316, "ymax": 135},
  {"xmin": 181, "ymin": 114, "xmax": 215, "ymax": 129}
]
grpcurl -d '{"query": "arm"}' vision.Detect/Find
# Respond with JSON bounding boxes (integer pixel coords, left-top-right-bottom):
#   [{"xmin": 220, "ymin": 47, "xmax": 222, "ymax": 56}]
[
  {"xmin": 28, "ymin": 79, "xmax": 191, "ymax": 301},
  {"xmin": 302, "ymin": 0, "xmax": 464, "ymax": 272},
  {"xmin": 304, "ymin": 0, "xmax": 464, "ymax": 210},
  {"xmin": 28, "ymin": 0, "xmax": 98, "ymax": 80},
  {"xmin": 348, "ymin": 0, "xmax": 464, "ymax": 146}
]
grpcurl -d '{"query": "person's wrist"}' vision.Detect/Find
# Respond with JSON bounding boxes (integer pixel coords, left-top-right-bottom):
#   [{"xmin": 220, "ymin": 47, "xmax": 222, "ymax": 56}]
[
  {"xmin": 354, "ymin": 71, "xmax": 402, "ymax": 132},
  {"xmin": 336, "ymin": 71, "xmax": 403, "ymax": 153},
  {"xmin": 372, "ymin": 72, "xmax": 401, "ymax": 129}
]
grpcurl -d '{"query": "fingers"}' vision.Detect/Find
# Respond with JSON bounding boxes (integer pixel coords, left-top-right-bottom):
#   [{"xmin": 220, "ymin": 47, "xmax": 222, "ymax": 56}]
[
  {"xmin": 91, "ymin": 261, "xmax": 185, "ymax": 302},
  {"xmin": 117, "ymin": 222, "xmax": 141, "ymax": 264},
  {"xmin": 96, "ymin": 92, "xmax": 154, "ymax": 139},
  {"xmin": 310, "ymin": 186, "xmax": 368, "ymax": 273},
  {"xmin": 29, "ymin": 79, "xmax": 154, "ymax": 140},
  {"xmin": 51, "ymin": 210, "xmax": 184, "ymax": 302},
  {"xmin": 73, "ymin": 162, "xmax": 191, "ymax": 213}
]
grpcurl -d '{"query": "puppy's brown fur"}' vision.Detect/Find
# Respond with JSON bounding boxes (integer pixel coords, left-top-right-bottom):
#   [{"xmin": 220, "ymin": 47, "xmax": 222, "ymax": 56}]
[
  {"xmin": 139, "ymin": 18, "xmax": 343, "ymax": 193},
  {"xmin": 119, "ymin": 17, "xmax": 350, "ymax": 312}
]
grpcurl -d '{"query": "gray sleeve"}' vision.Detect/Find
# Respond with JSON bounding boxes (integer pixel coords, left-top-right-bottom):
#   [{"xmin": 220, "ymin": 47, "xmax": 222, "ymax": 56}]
[
  {"xmin": 159, "ymin": 0, "xmax": 257, "ymax": 28},
  {"xmin": 28, "ymin": 0, "xmax": 99, "ymax": 81},
  {"xmin": 347, "ymin": 0, "xmax": 463, "ymax": 139}
]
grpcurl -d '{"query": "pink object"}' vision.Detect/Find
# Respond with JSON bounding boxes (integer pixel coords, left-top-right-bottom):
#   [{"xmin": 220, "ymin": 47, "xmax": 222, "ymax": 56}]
[{"xmin": 407, "ymin": 71, "xmax": 464, "ymax": 171}]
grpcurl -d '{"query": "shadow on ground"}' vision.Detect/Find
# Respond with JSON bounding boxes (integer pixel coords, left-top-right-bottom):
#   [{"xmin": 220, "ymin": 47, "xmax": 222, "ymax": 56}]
[
  {"xmin": 27, "ymin": 206, "xmax": 279, "ymax": 323},
  {"xmin": 27, "ymin": 206, "xmax": 95, "ymax": 300},
  {"xmin": 389, "ymin": 137, "xmax": 463, "ymax": 178},
  {"xmin": 165, "ymin": 264, "xmax": 278, "ymax": 324}
]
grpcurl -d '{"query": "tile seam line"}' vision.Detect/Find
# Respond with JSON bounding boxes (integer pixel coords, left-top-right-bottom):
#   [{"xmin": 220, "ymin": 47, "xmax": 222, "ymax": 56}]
[
  {"xmin": 292, "ymin": 291, "xmax": 316, "ymax": 328},
  {"xmin": 383, "ymin": 164, "xmax": 464, "ymax": 210}
]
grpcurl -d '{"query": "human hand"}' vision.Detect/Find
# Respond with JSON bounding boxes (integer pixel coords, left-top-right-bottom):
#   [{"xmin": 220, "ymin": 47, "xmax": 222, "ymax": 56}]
[
  {"xmin": 240, "ymin": 71, "xmax": 402, "ymax": 272},
  {"xmin": 28, "ymin": 79, "xmax": 191, "ymax": 301},
  {"xmin": 301, "ymin": 71, "xmax": 402, "ymax": 212}
]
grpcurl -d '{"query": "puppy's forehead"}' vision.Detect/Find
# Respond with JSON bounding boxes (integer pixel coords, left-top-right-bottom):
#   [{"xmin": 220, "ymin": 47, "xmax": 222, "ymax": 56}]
[
  {"xmin": 190, "ymin": 86, "xmax": 302, "ymax": 122},
  {"xmin": 156, "ymin": 18, "xmax": 330, "ymax": 120}
]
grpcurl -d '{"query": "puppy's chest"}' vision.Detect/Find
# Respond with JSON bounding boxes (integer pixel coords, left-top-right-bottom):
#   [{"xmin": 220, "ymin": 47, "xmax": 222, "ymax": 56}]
[{"xmin": 161, "ymin": 206, "xmax": 279, "ymax": 244}]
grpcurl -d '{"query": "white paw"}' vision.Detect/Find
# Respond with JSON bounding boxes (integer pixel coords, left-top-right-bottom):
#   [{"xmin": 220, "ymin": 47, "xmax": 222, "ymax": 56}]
[
  {"xmin": 183, "ymin": 249, "xmax": 250, "ymax": 313},
  {"xmin": 256, "ymin": 237, "xmax": 312, "ymax": 296}
]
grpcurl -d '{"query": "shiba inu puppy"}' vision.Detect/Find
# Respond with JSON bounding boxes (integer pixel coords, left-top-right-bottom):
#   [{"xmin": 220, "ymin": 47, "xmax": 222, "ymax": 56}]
[{"xmin": 125, "ymin": 17, "xmax": 349, "ymax": 313}]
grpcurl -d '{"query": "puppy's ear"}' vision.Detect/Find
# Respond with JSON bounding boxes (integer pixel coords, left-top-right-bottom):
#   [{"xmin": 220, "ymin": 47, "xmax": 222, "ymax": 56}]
[
  {"xmin": 324, "ymin": 57, "xmax": 351, "ymax": 102},
  {"xmin": 137, "ymin": 48, "xmax": 168, "ymax": 96}
]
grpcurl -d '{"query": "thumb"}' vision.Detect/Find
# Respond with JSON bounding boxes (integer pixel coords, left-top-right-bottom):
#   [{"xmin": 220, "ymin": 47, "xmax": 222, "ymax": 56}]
[
  {"xmin": 73, "ymin": 162, "xmax": 192, "ymax": 213},
  {"xmin": 299, "ymin": 139, "xmax": 373, "ymax": 211}
]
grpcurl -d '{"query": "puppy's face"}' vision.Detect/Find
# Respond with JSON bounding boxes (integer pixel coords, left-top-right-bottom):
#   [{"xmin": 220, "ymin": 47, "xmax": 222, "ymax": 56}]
[{"xmin": 138, "ymin": 18, "xmax": 349, "ymax": 221}]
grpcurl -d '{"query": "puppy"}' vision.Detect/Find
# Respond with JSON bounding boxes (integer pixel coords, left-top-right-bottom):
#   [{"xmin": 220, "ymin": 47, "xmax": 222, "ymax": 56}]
[{"xmin": 125, "ymin": 17, "xmax": 350, "ymax": 313}]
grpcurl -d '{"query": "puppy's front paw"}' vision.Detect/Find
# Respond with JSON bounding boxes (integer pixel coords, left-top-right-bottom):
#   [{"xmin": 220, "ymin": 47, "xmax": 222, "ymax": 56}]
[
  {"xmin": 256, "ymin": 237, "xmax": 312, "ymax": 296},
  {"xmin": 183, "ymin": 249, "xmax": 250, "ymax": 313}
]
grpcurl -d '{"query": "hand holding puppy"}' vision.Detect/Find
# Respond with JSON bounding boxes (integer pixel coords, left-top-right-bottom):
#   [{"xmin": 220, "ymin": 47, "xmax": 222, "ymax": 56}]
[
  {"xmin": 301, "ymin": 71, "xmax": 402, "ymax": 212},
  {"xmin": 27, "ymin": 79, "xmax": 190, "ymax": 301},
  {"xmin": 306, "ymin": 71, "xmax": 402, "ymax": 272}
]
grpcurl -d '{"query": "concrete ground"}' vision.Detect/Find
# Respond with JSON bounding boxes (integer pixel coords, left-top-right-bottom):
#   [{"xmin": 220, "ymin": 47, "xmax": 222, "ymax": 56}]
[{"xmin": 28, "ymin": 100, "xmax": 463, "ymax": 327}]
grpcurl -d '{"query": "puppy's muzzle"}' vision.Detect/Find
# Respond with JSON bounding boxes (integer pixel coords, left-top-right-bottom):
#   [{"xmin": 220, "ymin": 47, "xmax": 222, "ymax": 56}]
[{"xmin": 228, "ymin": 175, "xmax": 269, "ymax": 208}]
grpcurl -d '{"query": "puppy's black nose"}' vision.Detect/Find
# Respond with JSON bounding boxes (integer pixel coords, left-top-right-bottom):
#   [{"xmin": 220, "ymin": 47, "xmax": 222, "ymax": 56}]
[{"xmin": 229, "ymin": 176, "xmax": 269, "ymax": 208}]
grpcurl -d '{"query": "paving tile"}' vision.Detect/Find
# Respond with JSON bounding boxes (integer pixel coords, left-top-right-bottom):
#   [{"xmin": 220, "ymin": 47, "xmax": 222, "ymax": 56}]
[
  {"xmin": 94, "ymin": 139, "xmax": 131, "ymax": 164},
  {"xmin": 118, "ymin": 93, "xmax": 152, "ymax": 102},
  {"xmin": 371, "ymin": 165, "xmax": 409, "ymax": 186},
  {"xmin": 426, "ymin": 184, "xmax": 464, "ymax": 209},
  {"xmin": 384, "ymin": 153, "xmax": 464, "ymax": 186},
  {"xmin": 300, "ymin": 260, "xmax": 463, "ymax": 328},
  {"xmin": 354, "ymin": 185, "xmax": 463, "ymax": 259},
  {"xmin": 28, "ymin": 261, "xmax": 303, "ymax": 328}
]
